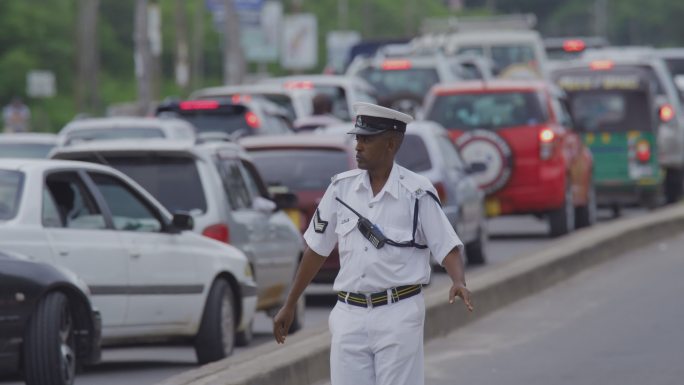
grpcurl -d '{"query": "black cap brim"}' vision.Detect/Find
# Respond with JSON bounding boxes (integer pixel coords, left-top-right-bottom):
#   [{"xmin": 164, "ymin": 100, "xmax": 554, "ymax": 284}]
[{"xmin": 347, "ymin": 125, "xmax": 386, "ymax": 135}]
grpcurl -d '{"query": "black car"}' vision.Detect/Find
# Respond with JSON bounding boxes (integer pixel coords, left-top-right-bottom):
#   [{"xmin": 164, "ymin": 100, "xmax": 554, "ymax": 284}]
[{"xmin": 0, "ymin": 251, "xmax": 101, "ymax": 385}]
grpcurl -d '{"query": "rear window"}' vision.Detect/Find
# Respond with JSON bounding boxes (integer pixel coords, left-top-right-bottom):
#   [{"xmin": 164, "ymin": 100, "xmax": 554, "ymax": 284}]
[
  {"xmin": 458, "ymin": 44, "xmax": 537, "ymax": 76},
  {"xmin": 427, "ymin": 91, "xmax": 547, "ymax": 130},
  {"xmin": 395, "ymin": 135, "xmax": 432, "ymax": 172},
  {"xmin": 569, "ymin": 91, "xmax": 652, "ymax": 132},
  {"xmin": 0, "ymin": 143, "xmax": 54, "ymax": 158},
  {"xmin": 311, "ymin": 85, "xmax": 350, "ymax": 120},
  {"xmin": 358, "ymin": 67, "xmax": 439, "ymax": 98},
  {"xmin": 248, "ymin": 148, "xmax": 349, "ymax": 192},
  {"xmin": 260, "ymin": 94, "xmax": 297, "ymax": 121},
  {"xmin": 0, "ymin": 170, "xmax": 23, "ymax": 220},
  {"xmin": 158, "ymin": 104, "xmax": 253, "ymax": 137},
  {"xmin": 67, "ymin": 155, "xmax": 207, "ymax": 214},
  {"xmin": 65, "ymin": 127, "xmax": 165, "ymax": 145}
]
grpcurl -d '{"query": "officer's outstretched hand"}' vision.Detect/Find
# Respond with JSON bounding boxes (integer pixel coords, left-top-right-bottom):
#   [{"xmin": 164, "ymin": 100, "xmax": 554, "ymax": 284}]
[
  {"xmin": 273, "ymin": 305, "xmax": 295, "ymax": 344},
  {"xmin": 449, "ymin": 284, "xmax": 474, "ymax": 312}
]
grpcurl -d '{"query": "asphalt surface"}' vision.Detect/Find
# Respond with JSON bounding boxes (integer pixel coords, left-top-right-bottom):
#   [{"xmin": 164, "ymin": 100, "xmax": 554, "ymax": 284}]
[{"xmin": 423, "ymin": 226, "xmax": 684, "ymax": 385}]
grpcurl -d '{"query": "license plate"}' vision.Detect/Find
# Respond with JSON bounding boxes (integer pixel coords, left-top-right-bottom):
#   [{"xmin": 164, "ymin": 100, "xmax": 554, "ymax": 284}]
[
  {"xmin": 485, "ymin": 198, "xmax": 501, "ymax": 217},
  {"xmin": 284, "ymin": 209, "xmax": 300, "ymax": 229}
]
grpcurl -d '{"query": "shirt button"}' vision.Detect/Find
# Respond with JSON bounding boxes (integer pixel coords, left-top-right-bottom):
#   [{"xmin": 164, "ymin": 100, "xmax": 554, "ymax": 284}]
[
  {"xmin": 361, "ymin": 274, "xmax": 366, "ymax": 278},
  {"xmin": 364, "ymin": 246, "xmax": 368, "ymax": 252},
  {"xmin": 368, "ymin": 203, "xmax": 373, "ymax": 208}
]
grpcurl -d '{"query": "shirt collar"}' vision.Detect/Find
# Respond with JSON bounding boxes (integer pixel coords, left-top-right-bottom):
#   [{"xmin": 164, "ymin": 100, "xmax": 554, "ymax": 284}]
[{"xmin": 354, "ymin": 163, "xmax": 400, "ymax": 200}]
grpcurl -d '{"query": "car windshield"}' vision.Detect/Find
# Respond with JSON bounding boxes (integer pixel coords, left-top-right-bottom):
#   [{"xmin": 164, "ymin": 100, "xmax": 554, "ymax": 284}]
[
  {"xmin": 395, "ymin": 135, "xmax": 432, "ymax": 172},
  {"xmin": 0, "ymin": 143, "xmax": 54, "ymax": 158},
  {"xmin": 0, "ymin": 170, "xmax": 23, "ymax": 220},
  {"xmin": 569, "ymin": 91, "xmax": 652, "ymax": 132},
  {"xmin": 358, "ymin": 67, "xmax": 439, "ymax": 99},
  {"xmin": 259, "ymin": 94, "xmax": 297, "ymax": 121},
  {"xmin": 248, "ymin": 148, "xmax": 349, "ymax": 192},
  {"xmin": 65, "ymin": 127, "xmax": 165, "ymax": 145},
  {"xmin": 312, "ymin": 85, "xmax": 351, "ymax": 120},
  {"xmin": 458, "ymin": 44, "xmax": 537, "ymax": 76},
  {"xmin": 160, "ymin": 106, "xmax": 252, "ymax": 137},
  {"xmin": 427, "ymin": 91, "xmax": 547, "ymax": 130},
  {"xmin": 67, "ymin": 154, "xmax": 207, "ymax": 214}
]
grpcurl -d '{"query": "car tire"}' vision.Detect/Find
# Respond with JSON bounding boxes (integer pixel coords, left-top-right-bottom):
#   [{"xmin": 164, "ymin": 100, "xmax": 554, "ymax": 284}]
[
  {"xmin": 289, "ymin": 294, "xmax": 306, "ymax": 334},
  {"xmin": 194, "ymin": 279, "xmax": 235, "ymax": 364},
  {"xmin": 235, "ymin": 320, "xmax": 253, "ymax": 347},
  {"xmin": 465, "ymin": 221, "xmax": 488, "ymax": 266},
  {"xmin": 664, "ymin": 168, "xmax": 683, "ymax": 204},
  {"xmin": 549, "ymin": 182, "xmax": 575, "ymax": 237},
  {"xmin": 24, "ymin": 291, "xmax": 77, "ymax": 385},
  {"xmin": 575, "ymin": 183, "xmax": 597, "ymax": 229}
]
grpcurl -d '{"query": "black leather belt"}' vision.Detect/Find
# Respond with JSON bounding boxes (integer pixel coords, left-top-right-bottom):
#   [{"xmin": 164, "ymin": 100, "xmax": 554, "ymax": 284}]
[{"xmin": 337, "ymin": 285, "xmax": 422, "ymax": 308}]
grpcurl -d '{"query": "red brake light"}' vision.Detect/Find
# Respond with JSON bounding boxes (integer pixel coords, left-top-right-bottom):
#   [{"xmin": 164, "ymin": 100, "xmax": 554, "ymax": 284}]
[
  {"xmin": 563, "ymin": 39, "xmax": 586, "ymax": 52},
  {"xmin": 180, "ymin": 100, "xmax": 219, "ymax": 110},
  {"xmin": 590, "ymin": 60, "xmax": 614, "ymax": 71},
  {"xmin": 539, "ymin": 128, "xmax": 555, "ymax": 143},
  {"xmin": 660, "ymin": 104, "xmax": 674, "ymax": 122},
  {"xmin": 245, "ymin": 111, "xmax": 260, "ymax": 128},
  {"xmin": 433, "ymin": 182, "xmax": 448, "ymax": 205},
  {"xmin": 284, "ymin": 81, "xmax": 314, "ymax": 89},
  {"xmin": 381, "ymin": 60, "xmax": 412, "ymax": 70},
  {"xmin": 636, "ymin": 140, "xmax": 651, "ymax": 163},
  {"xmin": 202, "ymin": 223, "xmax": 230, "ymax": 243},
  {"xmin": 231, "ymin": 94, "xmax": 252, "ymax": 103}
]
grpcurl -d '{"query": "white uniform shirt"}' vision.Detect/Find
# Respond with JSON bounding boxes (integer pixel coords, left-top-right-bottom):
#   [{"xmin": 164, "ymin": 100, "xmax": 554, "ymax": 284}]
[{"xmin": 304, "ymin": 163, "xmax": 463, "ymax": 293}]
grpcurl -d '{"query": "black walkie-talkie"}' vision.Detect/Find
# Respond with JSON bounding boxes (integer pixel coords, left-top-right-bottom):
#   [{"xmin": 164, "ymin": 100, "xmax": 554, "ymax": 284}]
[{"xmin": 335, "ymin": 197, "xmax": 388, "ymax": 249}]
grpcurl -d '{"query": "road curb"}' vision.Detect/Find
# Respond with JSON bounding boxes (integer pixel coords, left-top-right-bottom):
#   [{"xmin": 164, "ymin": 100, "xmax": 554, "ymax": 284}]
[{"xmin": 158, "ymin": 203, "xmax": 684, "ymax": 385}]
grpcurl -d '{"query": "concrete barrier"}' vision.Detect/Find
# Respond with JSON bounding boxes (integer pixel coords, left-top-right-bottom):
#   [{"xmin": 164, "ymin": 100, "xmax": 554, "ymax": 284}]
[{"xmin": 158, "ymin": 204, "xmax": 684, "ymax": 385}]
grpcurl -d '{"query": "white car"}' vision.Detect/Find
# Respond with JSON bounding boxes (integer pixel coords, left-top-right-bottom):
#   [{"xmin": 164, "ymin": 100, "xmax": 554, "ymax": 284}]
[
  {"xmin": 57, "ymin": 117, "xmax": 196, "ymax": 147},
  {"xmin": 0, "ymin": 159, "xmax": 257, "ymax": 364},
  {"xmin": 0, "ymin": 133, "xmax": 57, "ymax": 158},
  {"xmin": 51, "ymin": 139, "xmax": 306, "ymax": 342},
  {"xmin": 258, "ymin": 75, "xmax": 378, "ymax": 121}
]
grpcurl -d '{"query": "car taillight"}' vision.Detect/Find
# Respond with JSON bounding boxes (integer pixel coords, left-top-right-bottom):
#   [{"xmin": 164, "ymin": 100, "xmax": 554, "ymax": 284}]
[
  {"xmin": 381, "ymin": 60, "xmax": 412, "ymax": 70},
  {"xmin": 231, "ymin": 94, "xmax": 252, "ymax": 103},
  {"xmin": 434, "ymin": 182, "xmax": 448, "ymax": 205},
  {"xmin": 539, "ymin": 128, "xmax": 556, "ymax": 160},
  {"xmin": 180, "ymin": 100, "xmax": 219, "ymax": 110},
  {"xmin": 590, "ymin": 60, "xmax": 613, "ymax": 70},
  {"xmin": 245, "ymin": 111, "xmax": 260, "ymax": 128},
  {"xmin": 636, "ymin": 140, "xmax": 651, "ymax": 163},
  {"xmin": 202, "ymin": 223, "xmax": 230, "ymax": 243},
  {"xmin": 563, "ymin": 39, "xmax": 585, "ymax": 52},
  {"xmin": 660, "ymin": 104, "xmax": 674, "ymax": 122}
]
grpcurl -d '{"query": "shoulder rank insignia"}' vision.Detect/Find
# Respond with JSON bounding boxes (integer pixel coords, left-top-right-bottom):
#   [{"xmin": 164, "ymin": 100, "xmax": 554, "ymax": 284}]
[{"xmin": 313, "ymin": 209, "xmax": 328, "ymax": 233}]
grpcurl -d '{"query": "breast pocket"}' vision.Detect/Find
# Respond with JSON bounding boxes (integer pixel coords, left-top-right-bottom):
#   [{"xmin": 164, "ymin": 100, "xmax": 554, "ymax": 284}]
[{"xmin": 335, "ymin": 218, "xmax": 357, "ymax": 256}]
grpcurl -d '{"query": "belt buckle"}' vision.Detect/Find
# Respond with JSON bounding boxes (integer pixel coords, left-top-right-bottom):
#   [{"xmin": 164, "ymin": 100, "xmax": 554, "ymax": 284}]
[{"xmin": 365, "ymin": 294, "xmax": 373, "ymax": 309}]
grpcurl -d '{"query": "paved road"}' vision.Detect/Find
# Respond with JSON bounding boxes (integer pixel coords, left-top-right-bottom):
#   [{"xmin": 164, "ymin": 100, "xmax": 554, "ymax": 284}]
[
  {"xmin": 424, "ymin": 227, "xmax": 684, "ymax": 384},
  {"xmin": 0, "ymin": 211, "xmax": 635, "ymax": 385}
]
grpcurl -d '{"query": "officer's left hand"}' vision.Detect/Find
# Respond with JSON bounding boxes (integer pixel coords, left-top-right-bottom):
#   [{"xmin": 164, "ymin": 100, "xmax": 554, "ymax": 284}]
[{"xmin": 449, "ymin": 284, "xmax": 473, "ymax": 312}]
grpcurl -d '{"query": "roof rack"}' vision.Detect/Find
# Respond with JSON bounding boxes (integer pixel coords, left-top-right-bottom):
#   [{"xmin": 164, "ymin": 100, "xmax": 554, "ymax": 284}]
[{"xmin": 421, "ymin": 13, "xmax": 537, "ymax": 34}]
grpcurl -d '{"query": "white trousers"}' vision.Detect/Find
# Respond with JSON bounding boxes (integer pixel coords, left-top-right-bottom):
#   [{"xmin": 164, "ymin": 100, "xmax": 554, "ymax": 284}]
[{"xmin": 329, "ymin": 293, "xmax": 425, "ymax": 385}]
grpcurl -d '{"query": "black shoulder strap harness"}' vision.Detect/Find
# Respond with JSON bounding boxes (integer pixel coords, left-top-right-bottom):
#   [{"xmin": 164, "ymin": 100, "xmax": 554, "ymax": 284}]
[{"xmin": 335, "ymin": 192, "xmax": 440, "ymax": 250}]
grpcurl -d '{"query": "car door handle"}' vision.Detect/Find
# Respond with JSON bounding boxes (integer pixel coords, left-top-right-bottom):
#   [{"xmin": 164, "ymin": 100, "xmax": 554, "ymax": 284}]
[
  {"xmin": 58, "ymin": 251, "xmax": 69, "ymax": 257},
  {"xmin": 130, "ymin": 252, "xmax": 141, "ymax": 259}
]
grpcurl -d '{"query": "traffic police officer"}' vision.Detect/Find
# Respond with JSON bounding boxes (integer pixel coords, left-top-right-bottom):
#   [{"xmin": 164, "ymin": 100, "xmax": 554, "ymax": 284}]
[{"xmin": 273, "ymin": 102, "xmax": 473, "ymax": 385}]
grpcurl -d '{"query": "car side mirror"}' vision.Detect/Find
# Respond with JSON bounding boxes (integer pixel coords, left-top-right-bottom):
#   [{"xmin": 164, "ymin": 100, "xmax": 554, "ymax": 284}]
[
  {"xmin": 252, "ymin": 196, "xmax": 278, "ymax": 213},
  {"xmin": 466, "ymin": 162, "xmax": 487, "ymax": 174},
  {"xmin": 171, "ymin": 212, "xmax": 194, "ymax": 232}
]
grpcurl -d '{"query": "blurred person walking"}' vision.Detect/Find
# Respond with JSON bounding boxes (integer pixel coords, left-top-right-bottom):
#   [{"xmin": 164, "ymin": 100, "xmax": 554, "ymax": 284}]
[
  {"xmin": 3, "ymin": 96, "xmax": 31, "ymax": 133},
  {"xmin": 273, "ymin": 102, "xmax": 473, "ymax": 385}
]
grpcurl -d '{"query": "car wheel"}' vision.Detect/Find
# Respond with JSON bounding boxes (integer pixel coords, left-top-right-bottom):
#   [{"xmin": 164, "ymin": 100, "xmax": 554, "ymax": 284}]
[
  {"xmin": 664, "ymin": 167, "xmax": 683, "ymax": 204},
  {"xmin": 465, "ymin": 220, "xmax": 488, "ymax": 266},
  {"xmin": 194, "ymin": 279, "xmax": 235, "ymax": 364},
  {"xmin": 24, "ymin": 291, "xmax": 76, "ymax": 385},
  {"xmin": 235, "ymin": 320, "xmax": 253, "ymax": 347},
  {"xmin": 575, "ymin": 183, "xmax": 597, "ymax": 229},
  {"xmin": 289, "ymin": 294, "xmax": 306, "ymax": 334},
  {"xmin": 549, "ymin": 182, "xmax": 575, "ymax": 237}
]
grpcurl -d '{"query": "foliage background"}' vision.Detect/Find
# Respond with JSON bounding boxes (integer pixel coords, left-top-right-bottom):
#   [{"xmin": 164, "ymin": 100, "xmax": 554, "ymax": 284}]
[{"xmin": 1, "ymin": 0, "xmax": 683, "ymax": 131}]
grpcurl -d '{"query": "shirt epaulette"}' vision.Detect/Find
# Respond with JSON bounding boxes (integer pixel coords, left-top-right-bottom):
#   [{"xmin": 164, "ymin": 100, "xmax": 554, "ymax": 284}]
[
  {"xmin": 397, "ymin": 168, "xmax": 436, "ymax": 199},
  {"xmin": 331, "ymin": 169, "xmax": 364, "ymax": 185}
]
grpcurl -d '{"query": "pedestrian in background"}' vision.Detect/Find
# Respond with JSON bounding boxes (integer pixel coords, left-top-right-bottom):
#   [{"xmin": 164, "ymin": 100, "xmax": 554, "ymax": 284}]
[
  {"xmin": 273, "ymin": 102, "xmax": 473, "ymax": 385},
  {"xmin": 3, "ymin": 97, "xmax": 31, "ymax": 133},
  {"xmin": 293, "ymin": 93, "xmax": 343, "ymax": 132}
]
